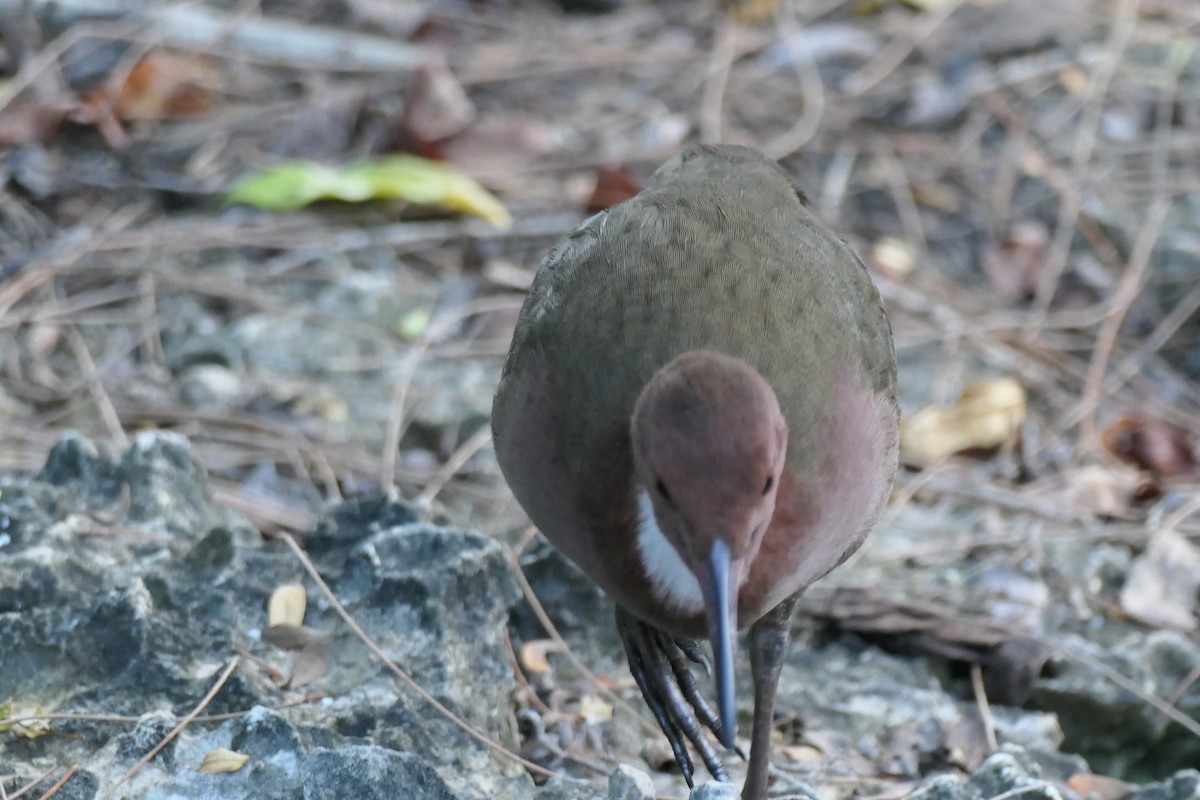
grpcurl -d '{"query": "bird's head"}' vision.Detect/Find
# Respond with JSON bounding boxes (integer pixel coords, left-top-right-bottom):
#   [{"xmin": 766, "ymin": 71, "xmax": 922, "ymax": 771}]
[{"xmin": 630, "ymin": 350, "xmax": 788, "ymax": 748}]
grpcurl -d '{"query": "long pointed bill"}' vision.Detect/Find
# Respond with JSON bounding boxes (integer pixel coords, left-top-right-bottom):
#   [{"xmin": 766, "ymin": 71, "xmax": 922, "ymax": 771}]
[{"xmin": 703, "ymin": 538, "xmax": 739, "ymax": 749}]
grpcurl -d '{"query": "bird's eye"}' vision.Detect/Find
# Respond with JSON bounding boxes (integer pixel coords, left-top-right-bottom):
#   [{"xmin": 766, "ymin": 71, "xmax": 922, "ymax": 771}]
[
  {"xmin": 655, "ymin": 479, "xmax": 674, "ymax": 507},
  {"xmin": 763, "ymin": 475, "xmax": 774, "ymax": 495}
]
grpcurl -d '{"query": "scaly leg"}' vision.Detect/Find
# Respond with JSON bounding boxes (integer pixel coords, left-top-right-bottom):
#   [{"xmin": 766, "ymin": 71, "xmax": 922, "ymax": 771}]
[
  {"xmin": 616, "ymin": 606, "xmax": 732, "ymax": 786},
  {"xmin": 742, "ymin": 593, "xmax": 799, "ymax": 800}
]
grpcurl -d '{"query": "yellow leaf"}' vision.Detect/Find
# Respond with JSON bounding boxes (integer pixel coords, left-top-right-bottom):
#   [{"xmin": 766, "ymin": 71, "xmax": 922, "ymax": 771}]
[
  {"xmin": 267, "ymin": 583, "xmax": 307, "ymax": 628},
  {"xmin": 519, "ymin": 640, "xmax": 560, "ymax": 674},
  {"xmin": 577, "ymin": 695, "xmax": 613, "ymax": 724},
  {"xmin": 225, "ymin": 155, "xmax": 511, "ymax": 228},
  {"xmin": 0, "ymin": 699, "xmax": 53, "ymax": 739},
  {"xmin": 900, "ymin": 377, "xmax": 1026, "ymax": 468},
  {"xmin": 199, "ymin": 748, "xmax": 250, "ymax": 774}
]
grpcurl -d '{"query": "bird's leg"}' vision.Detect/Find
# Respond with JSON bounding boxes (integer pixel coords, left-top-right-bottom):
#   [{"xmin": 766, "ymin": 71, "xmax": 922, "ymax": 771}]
[
  {"xmin": 742, "ymin": 593, "xmax": 799, "ymax": 800},
  {"xmin": 615, "ymin": 607, "xmax": 731, "ymax": 786}
]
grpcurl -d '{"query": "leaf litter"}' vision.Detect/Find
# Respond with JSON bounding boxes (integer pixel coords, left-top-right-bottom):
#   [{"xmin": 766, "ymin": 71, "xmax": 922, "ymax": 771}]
[{"xmin": 1, "ymin": 0, "xmax": 1200, "ymax": 795}]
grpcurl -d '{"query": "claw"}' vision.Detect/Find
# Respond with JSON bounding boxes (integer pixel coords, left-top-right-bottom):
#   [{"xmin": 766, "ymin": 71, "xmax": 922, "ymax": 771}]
[
  {"xmin": 677, "ymin": 638, "xmax": 713, "ymax": 677},
  {"xmin": 616, "ymin": 608, "xmax": 731, "ymax": 784}
]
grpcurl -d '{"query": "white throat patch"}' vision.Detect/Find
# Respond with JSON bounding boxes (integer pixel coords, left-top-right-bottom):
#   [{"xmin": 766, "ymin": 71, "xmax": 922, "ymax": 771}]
[{"xmin": 635, "ymin": 489, "xmax": 705, "ymax": 614}]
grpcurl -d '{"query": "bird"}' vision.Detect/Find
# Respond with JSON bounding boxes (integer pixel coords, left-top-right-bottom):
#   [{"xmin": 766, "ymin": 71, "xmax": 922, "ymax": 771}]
[{"xmin": 492, "ymin": 144, "xmax": 898, "ymax": 799}]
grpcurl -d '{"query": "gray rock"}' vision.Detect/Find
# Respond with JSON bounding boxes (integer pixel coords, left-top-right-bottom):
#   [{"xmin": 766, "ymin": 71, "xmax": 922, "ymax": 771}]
[
  {"xmin": 608, "ymin": 764, "xmax": 656, "ymax": 800},
  {"xmin": 690, "ymin": 780, "xmax": 741, "ymax": 800},
  {"xmin": 1127, "ymin": 770, "xmax": 1200, "ymax": 800},
  {"xmin": 0, "ymin": 433, "xmax": 527, "ymax": 800},
  {"xmin": 1032, "ymin": 630, "xmax": 1200, "ymax": 779},
  {"xmin": 906, "ymin": 747, "xmax": 1061, "ymax": 800},
  {"xmin": 302, "ymin": 745, "xmax": 460, "ymax": 800},
  {"xmin": 537, "ymin": 775, "xmax": 607, "ymax": 800}
]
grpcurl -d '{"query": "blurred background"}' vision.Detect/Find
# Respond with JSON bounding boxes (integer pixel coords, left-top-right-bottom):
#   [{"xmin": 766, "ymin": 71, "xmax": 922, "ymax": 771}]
[{"xmin": 1, "ymin": 0, "xmax": 1199, "ymax": 796}]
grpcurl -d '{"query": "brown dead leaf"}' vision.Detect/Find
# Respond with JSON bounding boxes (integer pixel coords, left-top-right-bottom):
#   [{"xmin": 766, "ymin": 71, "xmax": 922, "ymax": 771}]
[
  {"xmin": 199, "ymin": 748, "xmax": 250, "ymax": 774},
  {"xmin": 982, "ymin": 221, "xmax": 1049, "ymax": 302},
  {"xmin": 1100, "ymin": 415, "xmax": 1196, "ymax": 479},
  {"xmin": 112, "ymin": 51, "xmax": 221, "ymax": 121},
  {"xmin": 76, "ymin": 50, "xmax": 220, "ymax": 146},
  {"xmin": 586, "ymin": 166, "xmax": 641, "ymax": 214},
  {"xmin": 900, "ymin": 378, "xmax": 1026, "ymax": 468},
  {"xmin": 1067, "ymin": 773, "xmax": 1134, "ymax": 800},
  {"xmin": 1119, "ymin": 528, "xmax": 1200, "ymax": 631},
  {"xmin": 72, "ymin": 51, "xmax": 220, "ymax": 149}
]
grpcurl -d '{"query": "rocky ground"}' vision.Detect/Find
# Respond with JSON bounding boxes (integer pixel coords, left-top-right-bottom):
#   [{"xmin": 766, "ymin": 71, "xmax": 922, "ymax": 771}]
[{"xmin": 2, "ymin": 0, "xmax": 1200, "ymax": 798}]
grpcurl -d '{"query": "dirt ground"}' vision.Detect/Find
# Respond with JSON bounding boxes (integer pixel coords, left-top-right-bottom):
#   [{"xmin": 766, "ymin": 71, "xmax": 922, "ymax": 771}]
[{"xmin": 1, "ymin": 0, "xmax": 1199, "ymax": 795}]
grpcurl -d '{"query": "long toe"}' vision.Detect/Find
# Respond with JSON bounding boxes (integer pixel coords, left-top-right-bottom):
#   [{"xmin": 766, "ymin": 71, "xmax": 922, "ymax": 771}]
[
  {"xmin": 616, "ymin": 608, "xmax": 730, "ymax": 784},
  {"xmin": 654, "ymin": 630, "xmax": 724, "ymax": 742}
]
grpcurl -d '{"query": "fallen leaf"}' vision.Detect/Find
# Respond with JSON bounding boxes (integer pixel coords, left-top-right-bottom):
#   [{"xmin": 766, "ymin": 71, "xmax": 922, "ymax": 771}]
[
  {"xmin": 900, "ymin": 378, "xmax": 1026, "ymax": 468},
  {"xmin": 585, "ymin": 166, "xmax": 640, "ymax": 213},
  {"xmin": 577, "ymin": 695, "xmax": 613, "ymax": 724},
  {"xmin": 83, "ymin": 51, "xmax": 220, "ymax": 122},
  {"xmin": 267, "ymin": 583, "xmax": 307, "ymax": 628},
  {"xmin": 1119, "ymin": 528, "xmax": 1200, "ymax": 632},
  {"xmin": 0, "ymin": 699, "xmax": 52, "ymax": 739},
  {"xmin": 199, "ymin": 748, "xmax": 250, "ymax": 774},
  {"xmin": 778, "ymin": 743, "xmax": 825, "ymax": 765},
  {"xmin": 1067, "ymin": 773, "xmax": 1134, "ymax": 800},
  {"xmin": 519, "ymin": 639, "xmax": 561, "ymax": 674},
  {"xmin": 1100, "ymin": 415, "xmax": 1196, "ymax": 479},
  {"xmin": 226, "ymin": 155, "xmax": 511, "ymax": 228}
]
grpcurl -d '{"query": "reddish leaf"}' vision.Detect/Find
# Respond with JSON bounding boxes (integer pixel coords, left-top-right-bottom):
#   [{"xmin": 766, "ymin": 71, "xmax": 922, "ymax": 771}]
[
  {"xmin": 81, "ymin": 51, "xmax": 220, "ymax": 124},
  {"xmin": 1100, "ymin": 415, "xmax": 1196, "ymax": 479},
  {"xmin": 586, "ymin": 166, "xmax": 640, "ymax": 213},
  {"xmin": 1067, "ymin": 774, "xmax": 1133, "ymax": 800}
]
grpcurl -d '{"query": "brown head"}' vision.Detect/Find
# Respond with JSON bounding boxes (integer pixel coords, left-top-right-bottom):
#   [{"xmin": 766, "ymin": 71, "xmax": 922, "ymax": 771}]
[{"xmin": 630, "ymin": 350, "xmax": 788, "ymax": 747}]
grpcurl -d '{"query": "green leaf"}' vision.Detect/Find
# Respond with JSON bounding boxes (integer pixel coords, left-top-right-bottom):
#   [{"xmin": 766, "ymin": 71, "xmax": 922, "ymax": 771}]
[{"xmin": 226, "ymin": 155, "xmax": 511, "ymax": 228}]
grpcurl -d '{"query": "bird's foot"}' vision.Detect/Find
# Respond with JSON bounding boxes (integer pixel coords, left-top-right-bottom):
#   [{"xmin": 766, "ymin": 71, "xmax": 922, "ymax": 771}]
[{"xmin": 615, "ymin": 607, "xmax": 734, "ymax": 787}]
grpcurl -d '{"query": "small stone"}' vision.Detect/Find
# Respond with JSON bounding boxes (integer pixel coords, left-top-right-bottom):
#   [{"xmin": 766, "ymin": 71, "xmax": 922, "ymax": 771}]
[
  {"xmin": 690, "ymin": 780, "xmax": 741, "ymax": 800},
  {"xmin": 609, "ymin": 764, "xmax": 655, "ymax": 800},
  {"xmin": 538, "ymin": 776, "xmax": 607, "ymax": 800}
]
